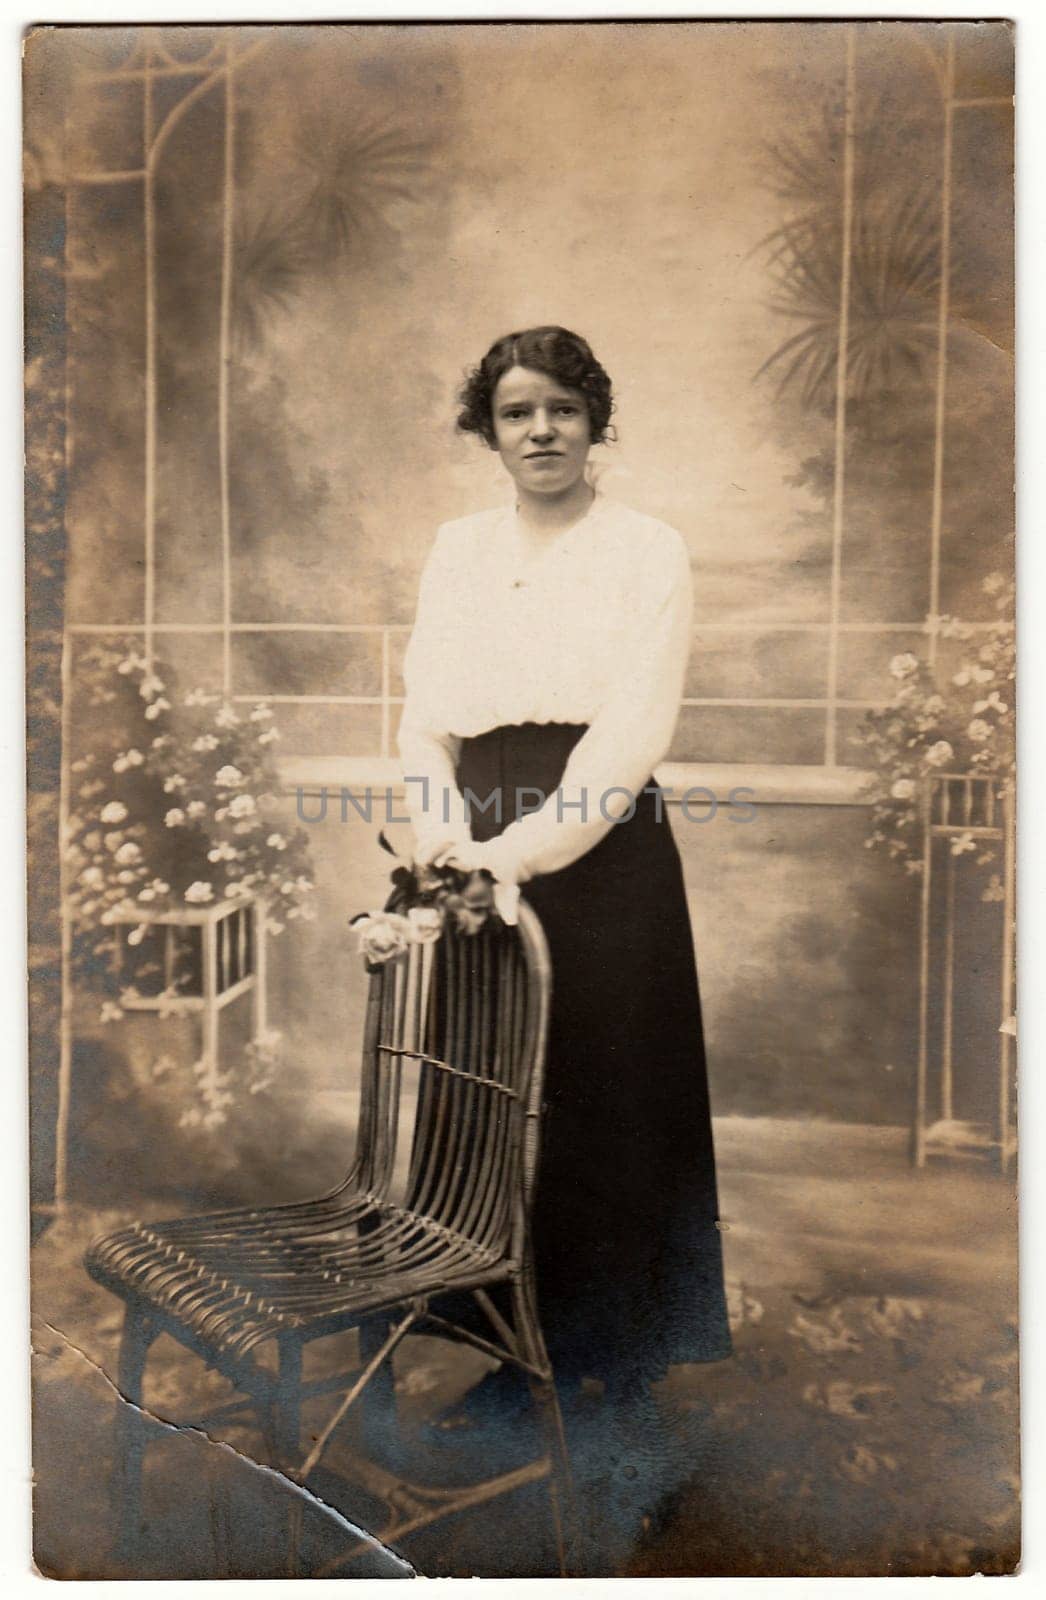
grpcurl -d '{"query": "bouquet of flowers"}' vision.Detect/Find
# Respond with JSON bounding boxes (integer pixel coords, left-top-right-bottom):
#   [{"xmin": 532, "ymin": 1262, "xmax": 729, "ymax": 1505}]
[
  {"xmin": 849, "ymin": 573, "xmax": 1015, "ymax": 875},
  {"xmin": 349, "ymin": 832, "xmax": 500, "ymax": 973}
]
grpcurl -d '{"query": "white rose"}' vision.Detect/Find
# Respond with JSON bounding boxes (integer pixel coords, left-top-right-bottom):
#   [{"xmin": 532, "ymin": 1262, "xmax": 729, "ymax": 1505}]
[
  {"xmin": 889, "ymin": 652, "xmax": 920, "ymax": 680},
  {"xmin": 114, "ymin": 842, "xmax": 142, "ymax": 865},
  {"xmin": 214, "ymin": 765, "xmax": 245, "ymax": 788},
  {"xmin": 890, "ymin": 779, "xmax": 916, "ymax": 801},
  {"xmin": 165, "ymin": 808, "xmax": 186, "ymax": 827},
  {"xmin": 967, "ymin": 719, "xmax": 993, "ymax": 743},
  {"xmin": 355, "ymin": 912, "xmax": 411, "ymax": 965},
  {"xmin": 407, "ymin": 906, "xmax": 444, "ymax": 945},
  {"xmin": 99, "ymin": 801, "xmax": 128, "ymax": 824},
  {"xmin": 184, "ymin": 881, "xmax": 214, "ymax": 903},
  {"xmin": 227, "ymin": 794, "xmax": 256, "ymax": 817},
  {"xmin": 925, "ymin": 741, "xmax": 954, "ymax": 768}
]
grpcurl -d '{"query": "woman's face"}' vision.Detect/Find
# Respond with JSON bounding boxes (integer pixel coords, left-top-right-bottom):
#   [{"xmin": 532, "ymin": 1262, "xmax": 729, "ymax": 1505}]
[{"xmin": 490, "ymin": 365, "xmax": 592, "ymax": 497}]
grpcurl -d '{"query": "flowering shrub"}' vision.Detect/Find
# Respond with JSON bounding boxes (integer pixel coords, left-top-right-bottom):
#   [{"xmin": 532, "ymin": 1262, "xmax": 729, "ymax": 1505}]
[
  {"xmin": 850, "ymin": 574, "xmax": 1015, "ymax": 874},
  {"xmin": 350, "ymin": 833, "xmax": 499, "ymax": 972},
  {"xmin": 64, "ymin": 641, "xmax": 315, "ymax": 1127}
]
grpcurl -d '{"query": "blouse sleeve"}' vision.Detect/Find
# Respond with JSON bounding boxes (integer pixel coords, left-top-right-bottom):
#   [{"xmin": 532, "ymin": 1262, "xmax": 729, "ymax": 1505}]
[
  {"xmin": 396, "ymin": 524, "xmax": 472, "ymax": 858},
  {"xmin": 480, "ymin": 525, "xmax": 694, "ymax": 884}
]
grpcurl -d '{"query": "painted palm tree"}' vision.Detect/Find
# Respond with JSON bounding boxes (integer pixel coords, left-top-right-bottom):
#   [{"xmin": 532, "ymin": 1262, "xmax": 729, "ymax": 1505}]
[
  {"xmin": 230, "ymin": 111, "xmax": 431, "ymax": 353},
  {"xmin": 214, "ymin": 82, "xmax": 432, "ymax": 690},
  {"xmin": 756, "ymin": 110, "xmax": 943, "ymax": 410}
]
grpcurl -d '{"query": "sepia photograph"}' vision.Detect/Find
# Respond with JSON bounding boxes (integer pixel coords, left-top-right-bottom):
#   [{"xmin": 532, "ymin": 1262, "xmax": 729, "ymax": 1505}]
[{"xmin": 24, "ymin": 18, "xmax": 1018, "ymax": 1579}]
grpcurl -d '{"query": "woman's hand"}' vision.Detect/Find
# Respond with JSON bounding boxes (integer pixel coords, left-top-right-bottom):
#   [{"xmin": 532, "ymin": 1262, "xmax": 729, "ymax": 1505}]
[
  {"xmin": 437, "ymin": 839, "xmax": 489, "ymax": 874},
  {"xmin": 439, "ymin": 838, "xmax": 524, "ymax": 924},
  {"xmin": 413, "ymin": 830, "xmax": 471, "ymax": 869}
]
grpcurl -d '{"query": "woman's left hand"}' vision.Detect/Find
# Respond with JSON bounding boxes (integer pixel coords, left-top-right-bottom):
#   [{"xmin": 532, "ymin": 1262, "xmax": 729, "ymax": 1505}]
[{"xmin": 437, "ymin": 839, "xmax": 490, "ymax": 874}]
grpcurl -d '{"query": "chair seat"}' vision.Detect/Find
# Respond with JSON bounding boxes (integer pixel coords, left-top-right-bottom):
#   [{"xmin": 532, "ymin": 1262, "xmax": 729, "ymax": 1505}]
[{"xmin": 85, "ymin": 1192, "xmax": 507, "ymax": 1362}]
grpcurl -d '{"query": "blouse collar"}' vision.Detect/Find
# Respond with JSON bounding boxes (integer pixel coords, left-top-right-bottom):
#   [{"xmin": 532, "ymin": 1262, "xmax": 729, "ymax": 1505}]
[{"xmin": 500, "ymin": 485, "xmax": 607, "ymax": 541}]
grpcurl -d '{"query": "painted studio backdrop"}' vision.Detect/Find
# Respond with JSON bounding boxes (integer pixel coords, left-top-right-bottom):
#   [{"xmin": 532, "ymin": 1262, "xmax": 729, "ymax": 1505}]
[{"xmin": 26, "ymin": 22, "xmax": 1017, "ymax": 1579}]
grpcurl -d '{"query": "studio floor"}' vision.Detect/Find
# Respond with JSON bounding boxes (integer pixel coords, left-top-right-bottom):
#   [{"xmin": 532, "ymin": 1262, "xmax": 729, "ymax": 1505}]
[{"xmin": 30, "ymin": 1117, "xmax": 1019, "ymax": 1578}]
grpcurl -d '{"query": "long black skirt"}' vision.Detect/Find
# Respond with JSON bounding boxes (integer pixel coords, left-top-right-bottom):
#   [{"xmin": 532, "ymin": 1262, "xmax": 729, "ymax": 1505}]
[{"xmin": 455, "ymin": 722, "xmax": 732, "ymax": 1388}]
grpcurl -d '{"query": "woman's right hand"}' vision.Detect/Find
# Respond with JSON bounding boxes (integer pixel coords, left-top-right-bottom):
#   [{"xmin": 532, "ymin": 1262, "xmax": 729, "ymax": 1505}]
[{"xmin": 413, "ymin": 830, "xmax": 472, "ymax": 870}]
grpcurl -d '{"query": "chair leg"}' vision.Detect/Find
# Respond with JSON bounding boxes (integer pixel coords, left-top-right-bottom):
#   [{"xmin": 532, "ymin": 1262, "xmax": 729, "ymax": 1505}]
[
  {"xmin": 112, "ymin": 1300, "xmax": 157, "ymax": 1563},
  {"xmin": 206, "ymin": 1447, "xmax": 232, "ymax": 1576},
  {"xmin": 510, "ymin": 1279, "xmax": 576, "ymax": 1574},
  {"xmin": 357, "ymin": 1315, "xmax": 400, "ymax": 1466},
  {"xmin": 273, "ymin": 1335, "xmax": 305, "ymax": 1577},
  {"xmin": 273, "ymin": 1334, "xmax": 303, "ymax": 1464}
]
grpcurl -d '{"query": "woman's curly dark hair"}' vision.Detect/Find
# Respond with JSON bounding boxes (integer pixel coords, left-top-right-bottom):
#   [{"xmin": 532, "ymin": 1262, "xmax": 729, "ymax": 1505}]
[{"xmin": 456, "ymin": 326, "xmax": 615, "ymax": 448}]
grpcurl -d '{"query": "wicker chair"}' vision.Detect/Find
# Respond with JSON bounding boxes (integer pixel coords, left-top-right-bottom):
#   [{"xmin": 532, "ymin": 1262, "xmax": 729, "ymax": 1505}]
[{"xmin": 85, "ymin": 901, "xmax": 574, "ymax": 1574}]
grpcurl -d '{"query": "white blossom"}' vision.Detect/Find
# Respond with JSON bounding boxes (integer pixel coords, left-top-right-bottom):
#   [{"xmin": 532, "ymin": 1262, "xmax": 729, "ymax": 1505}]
[
  {"xmin": 99, "ymin": 801, "xmax": 128, "ymax": 824},
  {"xmin": 889, "ymin": 652, "xmax": 920, "ymax": 680},
  {"xmin": 227, "ymin": 793, "xmax": 255, "ymax": 817},
  {"xmin": 890, "ymin": 778, "xmax": 916, "ymax": 801},
  {"xmin": 186, "ymin": 800, "xmax": 207, "ymax": 819},
  {"xmin": 972, "ymin": 692, "xmax": 1007, "ymax": 716},
  {"xmin": 163, "ymin": 775, "xmax": 186, "ymax": 793},
  {"xmin": 114, "ymin": 841, "xmax": 142, "ymax": 865},
  {"xmin": 215, "ymin": 765, "xmax": 245, "ymax": 789},
  {"xmin": 266, "ymin": 832, "xmax": 287, "ymax": 850},
  {"xmin": 184, "ymin": 881, "xmax": 214, "ymax": 903},
  {"xmin": 164, "ymin": 808, "xmax": 187, "ymax": 827},
  {"xmin": 407, "ymin": 906, "xmax": 444, "ymax": 944},
  {"xmin": 192, "ymin": 734, "xmax": 219, "ymax": 752},
  {"xmin": 967, "ymin": 719, "xmax": 993, "ymax": 743},
  {"xmin": 925, "ymin": 741, "xmax": 954, "ymax": 768}
]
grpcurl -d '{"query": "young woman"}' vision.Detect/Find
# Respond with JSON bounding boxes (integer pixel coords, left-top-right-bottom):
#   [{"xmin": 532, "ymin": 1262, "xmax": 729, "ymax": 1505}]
[{"xmin": 397, "ymin": 325, "xmax": 731, "ymax": 1521}]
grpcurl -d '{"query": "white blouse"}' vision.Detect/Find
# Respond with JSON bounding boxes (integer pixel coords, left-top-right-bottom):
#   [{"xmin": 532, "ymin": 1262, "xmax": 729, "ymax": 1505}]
[{"xmin": 396, "ymin": 490, "xmax": 693, "ymax": 885}]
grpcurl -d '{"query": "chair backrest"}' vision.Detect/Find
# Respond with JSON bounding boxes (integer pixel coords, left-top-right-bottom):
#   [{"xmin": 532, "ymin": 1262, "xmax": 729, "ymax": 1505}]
[{"xmin": 354, "ymin": 902, "xmax": 551, "ymax": 1265}]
